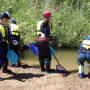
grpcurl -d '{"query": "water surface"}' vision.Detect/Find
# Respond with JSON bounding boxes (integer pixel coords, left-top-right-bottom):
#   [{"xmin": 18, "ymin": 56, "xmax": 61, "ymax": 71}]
[{"xmin": 21, "ymin": 48, "xmax": 89, "ymax": 73}]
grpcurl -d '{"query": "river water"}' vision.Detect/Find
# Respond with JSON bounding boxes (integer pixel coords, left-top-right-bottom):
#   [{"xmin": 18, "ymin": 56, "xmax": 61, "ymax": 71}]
[{"xmin": 21, "ymin": 48, "xmax": 89, "ymax": 74}]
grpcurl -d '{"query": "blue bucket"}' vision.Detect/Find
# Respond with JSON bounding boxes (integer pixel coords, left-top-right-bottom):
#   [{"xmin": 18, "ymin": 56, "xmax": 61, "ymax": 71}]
[{"xmin": 7, "ymin": 50, "xmax": 18, "ymax": 64}]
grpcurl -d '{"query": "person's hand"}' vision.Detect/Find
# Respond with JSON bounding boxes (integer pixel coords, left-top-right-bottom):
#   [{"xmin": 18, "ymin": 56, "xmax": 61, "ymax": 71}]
[{"xmin": 40, "ymin": 33, "xmax": 45, "ymax": 40}]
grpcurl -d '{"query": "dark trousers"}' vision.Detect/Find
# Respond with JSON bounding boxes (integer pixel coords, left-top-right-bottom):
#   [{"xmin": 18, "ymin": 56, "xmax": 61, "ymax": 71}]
[
  {"xmin": 9, "ymin": 42, "xmax": 20, "ymax": 56},
  {"xmin": 0, "ymin": 46, "xmax": 4, "ymax": 69},
  {"xmin": 0, "ymin": 42, "xmax": 8, "ymax": 69},
  {"xmin": 3, "ymin": 42, "xmax": 8, "ymax": 66},
  {"xmin": 37, "ymin": 41, "xmax": 51, "ymax": 61}
]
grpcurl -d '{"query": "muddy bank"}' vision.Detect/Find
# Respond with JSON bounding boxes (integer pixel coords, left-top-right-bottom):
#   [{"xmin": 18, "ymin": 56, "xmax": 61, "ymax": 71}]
[{"xmin": 0, "ymin": 65, "xmax": 90, "ymax": 90}]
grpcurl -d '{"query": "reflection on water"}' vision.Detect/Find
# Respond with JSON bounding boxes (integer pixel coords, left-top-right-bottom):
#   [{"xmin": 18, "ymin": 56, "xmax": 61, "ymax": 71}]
[
  {"xmin": 21, "ymin": 50, "xmax": 38, "ymax": 60},
  {"xmin": 21, "ymin": 48, "xmax": 89, "ymax": 73}
]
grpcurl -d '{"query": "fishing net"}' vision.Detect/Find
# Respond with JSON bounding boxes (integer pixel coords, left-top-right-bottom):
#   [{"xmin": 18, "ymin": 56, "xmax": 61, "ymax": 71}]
[
  {"xmin": 28, "ymin": 43, "xmax": 39, "ymax": 55},
  {"xmin": 7, "ymin": 50, "xmax": 18, "ymax": 64},
  {"xmin": 50, "ymin": 47, "xmax": 67, "ymax": 74},
  {"xmin": 56, "ymin": 64, "xmax": 67, "ymax": 74}
]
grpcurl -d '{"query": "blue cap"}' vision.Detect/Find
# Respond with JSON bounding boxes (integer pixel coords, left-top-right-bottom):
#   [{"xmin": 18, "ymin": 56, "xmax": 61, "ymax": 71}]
[
  {"xmin": 86, "ymin": 35, "xmax": 90, "ymax": 40},
  {"xmin": 0, "ymin": 11, "xmax": 11, "ymax": 19},
  {"xmin": 9, "ymin": 18, "xmax": 16, "ymax": 24}
]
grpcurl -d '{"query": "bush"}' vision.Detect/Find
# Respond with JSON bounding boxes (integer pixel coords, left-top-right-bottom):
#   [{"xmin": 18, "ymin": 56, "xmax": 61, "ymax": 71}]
[{"xmin": 0, "ymin": 0, "xmax": 90, "ymax": 48}]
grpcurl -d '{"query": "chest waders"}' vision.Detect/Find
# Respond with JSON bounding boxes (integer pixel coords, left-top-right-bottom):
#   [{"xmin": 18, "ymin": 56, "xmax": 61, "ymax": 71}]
[
  {"xmin": 8, "ymin": 24, "xmax": 21, "ymax": 67},
  {"xmin": 37, "ymin": 20, "xmax": 55, "ymax": 74},
  {"xmin": 78, "ymin": 40, "xmax": 90, "ymax": 78}
]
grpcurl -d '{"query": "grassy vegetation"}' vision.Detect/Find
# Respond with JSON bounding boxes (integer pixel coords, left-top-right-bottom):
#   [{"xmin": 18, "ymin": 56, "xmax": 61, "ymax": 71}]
[{"xmin": 0, "ymin": 0, "xmax": 90, "ymax": 48}]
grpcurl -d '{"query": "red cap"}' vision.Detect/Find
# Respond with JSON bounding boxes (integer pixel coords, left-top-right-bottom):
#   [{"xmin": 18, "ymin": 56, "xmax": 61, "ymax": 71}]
[{"xmin": 43, "ymin": 11, "xmax": 52, "ymax": 18}]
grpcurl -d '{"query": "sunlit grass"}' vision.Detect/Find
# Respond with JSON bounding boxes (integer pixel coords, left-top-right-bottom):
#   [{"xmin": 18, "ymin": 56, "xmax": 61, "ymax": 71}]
[{"xmin": 1, "ymin": 0, "xmax": 90, "ymax": 48}]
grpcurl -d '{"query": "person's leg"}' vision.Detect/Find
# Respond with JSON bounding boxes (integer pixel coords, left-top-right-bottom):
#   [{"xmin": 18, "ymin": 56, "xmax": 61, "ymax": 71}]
[
  {"xmin": 14, "ymin": 44, "xmax": 21, "ymax": 66},
  {"xmin": 8, "ymin": 42, "xmax": 14, "ymax": 66},
  {"xmin": 45, "ymin": 59, "xmax": 55, "ymax": 74},
  {"xmin": 39, "ymin": 41, "xmax": 55, "ymax": 74},
  {"xmin": 0, "ymin": 54, "xmax": 4, "ymax": 81},
  {"xmin": 78, "ymin": 49, "xmax": 86, "ymax": 78},
  {"xmin": 0, "ymin": 47, "xmax": 4, "ymax": 80},
  {"xmin": 2, "ymin": 42, "xmax": 12, "ymax": 73},
  {"xmin": 86, "ymin": 50, "xmax": 90, "ymax": 77},
  {"xmin": 37, "ymin": 41, "xmax": 45, "ymax": 72}
]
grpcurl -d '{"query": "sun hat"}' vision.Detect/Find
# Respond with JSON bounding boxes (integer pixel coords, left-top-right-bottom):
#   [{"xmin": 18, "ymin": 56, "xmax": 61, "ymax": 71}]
[
  {"xmin": 43, "ymin": 11, "xmax": 52, "ymax": 18},
  {"xmin": 0, "ymin": 11, "xmax": 11, "ymax": 19}
]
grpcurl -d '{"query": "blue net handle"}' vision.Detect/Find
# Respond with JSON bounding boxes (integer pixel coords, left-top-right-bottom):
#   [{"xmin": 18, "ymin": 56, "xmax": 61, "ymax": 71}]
[{"xmin": 50, "ymin": 47, "xmax": 54, "ymax": 58}]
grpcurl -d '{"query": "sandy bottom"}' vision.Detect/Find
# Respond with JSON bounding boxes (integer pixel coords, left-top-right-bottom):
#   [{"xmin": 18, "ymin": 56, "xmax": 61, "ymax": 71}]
[{"xmin": 0, "ymin": 64, "xmax": 90, "ymax": 90}]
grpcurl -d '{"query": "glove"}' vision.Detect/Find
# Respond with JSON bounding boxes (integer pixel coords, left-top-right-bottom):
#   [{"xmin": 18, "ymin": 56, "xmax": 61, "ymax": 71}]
[
  {"xmin": 40, "ymin": 33, "xmax": 45, "ymax": 40},
  {"xmin": 12, "ymin": 40, "xmax": 19, "ymax": 45}
]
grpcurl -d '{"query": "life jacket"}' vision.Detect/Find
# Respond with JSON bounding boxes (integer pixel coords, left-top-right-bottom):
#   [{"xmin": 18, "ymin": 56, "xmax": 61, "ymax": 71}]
[
  {"xmin": 82, "ymin": 40, "xmax": 90, "ymax": 49},
  {"xmin": 37, "ymin": 20, "xmax": 51, "ymax": 37},
  {"xmin": 9, "ymin": 24, "xmax": 20, "ymax": 36},
  {"xmin": 0, "ymin": 24, "xmax": 8, "ymax": 42}
]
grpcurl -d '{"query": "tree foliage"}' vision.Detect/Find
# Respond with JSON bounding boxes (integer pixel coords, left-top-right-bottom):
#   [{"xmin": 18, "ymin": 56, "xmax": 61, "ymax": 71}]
[{"xmin": 0, "ymin": 0, "xmax": 90, "ymax": 48}]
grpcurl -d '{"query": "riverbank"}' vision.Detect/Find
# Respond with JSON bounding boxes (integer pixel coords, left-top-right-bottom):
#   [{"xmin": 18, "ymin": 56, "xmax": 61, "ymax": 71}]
[{"xmin": 0, "ymin": 65, "xmax": 90, "ymax": 90}]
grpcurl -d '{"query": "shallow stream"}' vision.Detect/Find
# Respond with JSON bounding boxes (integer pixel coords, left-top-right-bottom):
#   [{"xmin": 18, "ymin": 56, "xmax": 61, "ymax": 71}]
[{"xmin": 21, "ymin": 48, "xmax": 89, "ymax": 74}]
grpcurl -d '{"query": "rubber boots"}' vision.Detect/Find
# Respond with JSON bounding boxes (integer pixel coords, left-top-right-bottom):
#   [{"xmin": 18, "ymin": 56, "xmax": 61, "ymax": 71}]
[
  {"xmin": 45, "ymin": 61, "xmax": 55, "ymax": 74},
  {"xmin": 78, "ymin": 65, "xmax": 84, "ymax": 78},
  {"xmin": 2, "ymin": 66, "xmax": 7, "ymax": 72},
  {"xmin": 39, "ymin": 60, "xmax": 45, "ymax": 72},
  {"xmin": 18, "ymin": 57, "xmax": 21, "ymax": 67},
  {"xmin": 2, "ymin": 66, "xmax": 12, "ymax": 73}
]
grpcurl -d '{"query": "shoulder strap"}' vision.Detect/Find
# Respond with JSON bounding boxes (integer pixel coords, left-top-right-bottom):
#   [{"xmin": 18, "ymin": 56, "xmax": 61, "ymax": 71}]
[{"xmin": 2, "ymin": 25, "xmax": 8, "ymax": 40}]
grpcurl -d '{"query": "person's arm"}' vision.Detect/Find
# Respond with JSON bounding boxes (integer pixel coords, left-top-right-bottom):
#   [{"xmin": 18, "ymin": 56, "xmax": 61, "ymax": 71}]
[
  {"xmin": 6, "ymin": 24, "xmax": 12, "ymax": 40},
  {"xmin": 40, "ymin": 20, "xmax": 49, "ymax": 33}
]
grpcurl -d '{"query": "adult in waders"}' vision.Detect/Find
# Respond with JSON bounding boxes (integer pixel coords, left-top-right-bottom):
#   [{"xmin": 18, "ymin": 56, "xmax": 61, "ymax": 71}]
[
  {"xmin": 37, "ymin": 11, "xmax": 55, "ymax": 74},
  {"xmin": 0, "ymin": 12, "xmax": 11, "ymax": 80},
  {"xmin": 78, "ymin": 35, "xmax": 90, "ymax": 78},
  {"xmin": 7, "ymin": 18, "xmax": 21, "ymax": 67}
]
